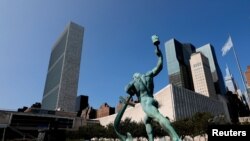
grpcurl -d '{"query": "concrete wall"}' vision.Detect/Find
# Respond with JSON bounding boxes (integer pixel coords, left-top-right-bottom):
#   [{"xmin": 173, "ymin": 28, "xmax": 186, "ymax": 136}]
[{"xmin": 98, "ymin": 85, "xmax": 175, "ymax": 126}]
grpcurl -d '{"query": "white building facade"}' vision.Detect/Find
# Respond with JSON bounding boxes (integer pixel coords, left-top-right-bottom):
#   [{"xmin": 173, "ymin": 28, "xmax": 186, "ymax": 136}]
[
  {"xmin": 98, "ymin": 84, "xmax": 230, "ymax": 126},
  {"xmin": 190, "ymin": 52, "xmax": 217, "ymax": 99}
]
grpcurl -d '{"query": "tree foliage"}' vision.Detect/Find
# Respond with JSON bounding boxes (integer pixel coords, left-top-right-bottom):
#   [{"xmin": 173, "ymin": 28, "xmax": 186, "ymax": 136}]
[
  {"xmin": 66, "ymin": 113, "xmax": 214, "ymax": 140},
  {"xmin": 172, "ymin": 112, "xmax": 213, "ymax": 139}
]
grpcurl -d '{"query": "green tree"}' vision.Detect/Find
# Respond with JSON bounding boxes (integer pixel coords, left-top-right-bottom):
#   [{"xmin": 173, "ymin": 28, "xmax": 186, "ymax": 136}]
[
  {"xmin": 172, "ymin": 118, "xmax": 193, "ymax": 140},
  {"xmin": 192, "ymin": 112, "xmax": 213, "ymax": 136},
  {"xmin": 78, "ymin": 124, "xmax": 106, "ymax": 140},
  {"xmin": 118, "ymin": 118, "xmax": 138, "ymax": 137},
  {"xmin": 105, "ymin": 123, "xmax": 117, "ymax": 140},
  {"xmin": 151, "ymin": 120, "xmax": 166, "ymax": 138},
  {"xmin": 134, "ymin": 121, "xmax": 147, "ymax": 138},
  {"xmin": 172, "ymin": 112, "xmax": 213, "ymax": 140}
]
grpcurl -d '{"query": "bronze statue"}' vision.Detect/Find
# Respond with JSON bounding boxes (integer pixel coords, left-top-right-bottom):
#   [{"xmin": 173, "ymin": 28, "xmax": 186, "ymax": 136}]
[
  {"xmin": 126, "ymin": 35, "xmax": 180, "ymax": 141},
  {"xmin": 114, "ymin": 35, "xmax": 180, "ymax": 141}
]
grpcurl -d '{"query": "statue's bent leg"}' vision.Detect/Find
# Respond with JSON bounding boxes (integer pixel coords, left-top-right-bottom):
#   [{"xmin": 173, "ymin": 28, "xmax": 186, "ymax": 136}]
[
  {"xmin": 143, "ymin": 103, "xmax": 180, "ymax": 141},
  {"xmin": 144, "ymin": 116, "xmax": 153, "ymax": 141},
  {"xmin": 157, "ymin": 116, "xmax": 180, "ymax": 141}
]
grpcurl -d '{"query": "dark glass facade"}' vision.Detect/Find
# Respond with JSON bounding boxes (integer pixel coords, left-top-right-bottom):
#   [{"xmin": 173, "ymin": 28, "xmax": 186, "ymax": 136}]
[
  {"xmin": 75, "ymin": 95, "xmax": 89, "ymax": 116},
  {"xmin": 165, "ymin": 39, "xmax": 195, "ymax": 90}
]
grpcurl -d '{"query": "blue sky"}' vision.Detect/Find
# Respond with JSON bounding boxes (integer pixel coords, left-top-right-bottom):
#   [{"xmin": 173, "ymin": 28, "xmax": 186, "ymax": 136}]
[{"xmin": 0, "ymin": 0, "xmax": 250, "ymax": 110}]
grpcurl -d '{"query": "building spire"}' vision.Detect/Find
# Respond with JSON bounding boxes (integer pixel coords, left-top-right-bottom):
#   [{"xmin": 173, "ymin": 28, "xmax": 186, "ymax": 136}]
[{"xmin": 225, "ymin": 64, "xmax": 232, "ymax": 77}]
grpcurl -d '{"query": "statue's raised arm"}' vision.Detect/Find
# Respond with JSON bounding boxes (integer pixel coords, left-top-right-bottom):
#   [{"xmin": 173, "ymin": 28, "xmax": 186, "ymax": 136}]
[
  {"xmin": 151, "ymin": 46, "xmax": 163, "ymax": 77},
  {"xmin": 150, "ymin": 35, "xmax": 163, "ymax": 77}
]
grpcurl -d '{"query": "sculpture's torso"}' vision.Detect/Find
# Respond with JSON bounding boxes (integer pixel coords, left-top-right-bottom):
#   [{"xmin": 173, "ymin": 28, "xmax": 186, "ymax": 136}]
[{"xmin": 133, "ymin": 72, "xmax": 154, "ymax": 99}]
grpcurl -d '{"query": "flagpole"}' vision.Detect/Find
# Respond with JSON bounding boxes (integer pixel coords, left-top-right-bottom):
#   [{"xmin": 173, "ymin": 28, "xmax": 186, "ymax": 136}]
[{"xmin": 231, "ymin": 39, "xmax": 248, "ymax": 96}]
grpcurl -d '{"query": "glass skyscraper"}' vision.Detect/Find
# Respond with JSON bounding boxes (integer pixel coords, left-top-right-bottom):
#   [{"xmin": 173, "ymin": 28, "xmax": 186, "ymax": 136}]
[
  {"xmin": 165, "ymin": 39, "xmax": 195, "ymax": 90},
  {"xmin": 165, "ymin": 39, "xmax": 226, "ymax": 95},
  {"xmin": 42, "ymin": 22, "xmax": 84, "ymax": 112}
]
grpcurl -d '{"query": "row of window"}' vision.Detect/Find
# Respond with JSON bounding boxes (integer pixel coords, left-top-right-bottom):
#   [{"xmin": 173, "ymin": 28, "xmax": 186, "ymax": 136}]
[
  {"xmin": 193, "ymin": 62, "xmax": 202, "ymax": 68},
  {"xmin": 173, "ymin": 86, "xmax": 223, "ymax": 120}
]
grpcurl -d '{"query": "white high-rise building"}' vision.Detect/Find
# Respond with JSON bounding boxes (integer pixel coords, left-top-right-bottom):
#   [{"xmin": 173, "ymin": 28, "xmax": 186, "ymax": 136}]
[
  {"xmin": 190, "ymin": 52, "xmax": 217, "ymax": 99},
  {"xmin": 196, "ymin": 44, "xmax": 226, "ymax": 95},
  {"xmin": 224, "ymin": 65, "xmax": 237, "ymax": 93}
]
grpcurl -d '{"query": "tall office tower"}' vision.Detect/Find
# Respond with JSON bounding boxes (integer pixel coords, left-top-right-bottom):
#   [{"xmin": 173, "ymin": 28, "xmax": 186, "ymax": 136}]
[
  {"xmin": 190, "ymin": 52, "xmax": 217, "ymax": 99},
  {"xmin": 165, "ymin": 39, "xmax": 195, "ymax": 90},
  {"xmin": 224, "ymin": 65, "xmax": 237, "ymax": 93},
  {"xmin": 196, "ymin": 44, "xmax": 226, "ymax": 95},
  {"xmin": 42, "ymin": 22, "xmax": 84, "ymax": 112}
]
